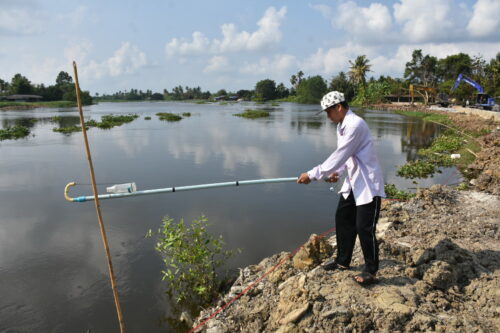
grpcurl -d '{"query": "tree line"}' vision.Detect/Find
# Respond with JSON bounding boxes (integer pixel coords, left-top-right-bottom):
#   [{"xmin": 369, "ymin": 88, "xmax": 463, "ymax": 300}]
[
  {"xmin": 2, "ymin": 50, "xmax": 498, "ymax": 106},
  {"xmin": 0, "ymin": 71, "xmax": 93, "ymax": 105}
]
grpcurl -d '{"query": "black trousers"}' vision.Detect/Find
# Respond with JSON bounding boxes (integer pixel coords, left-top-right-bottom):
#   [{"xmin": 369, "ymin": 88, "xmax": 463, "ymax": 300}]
[{"xmin": 335, "ymin": 191, "xmax": 381, "ymax": 275}]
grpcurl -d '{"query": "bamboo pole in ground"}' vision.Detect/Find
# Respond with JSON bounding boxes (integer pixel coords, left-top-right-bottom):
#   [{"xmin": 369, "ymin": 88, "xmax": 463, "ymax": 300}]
[{"xmin": 72, "ymin": 61, "xmax": 126, "ymax": 333}]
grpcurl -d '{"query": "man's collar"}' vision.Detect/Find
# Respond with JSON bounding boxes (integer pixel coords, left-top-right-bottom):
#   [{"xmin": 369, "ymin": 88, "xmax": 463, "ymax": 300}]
[{"xmin": 339, "ymin": 109, "xmax": 352, "ymax": 130}]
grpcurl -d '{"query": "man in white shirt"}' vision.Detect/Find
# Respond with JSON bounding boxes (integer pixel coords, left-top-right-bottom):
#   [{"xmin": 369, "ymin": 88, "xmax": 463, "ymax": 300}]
[{"xmin": 297, "ymin": 91, "xmax": 385, "ymax": 285}]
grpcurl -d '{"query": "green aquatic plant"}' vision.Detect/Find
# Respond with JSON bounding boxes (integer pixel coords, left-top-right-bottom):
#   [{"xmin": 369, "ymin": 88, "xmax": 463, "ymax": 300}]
[
  {"xmin": 384, "ymin": 184, "xmax": 415, "ymax": 201},
  {"xmin": 144, "ymin": 116, "xmax": 152, "ymax": 120},
  {"xmin": 271, "ymin": 102, "xmax": 280, "ymax": 106},
  {"xmin": 182, "ymin": 112, "xmax": 191, "ymax": 117},
  {"xmin": 146, "ymin": 215, "xmax": 237, "ymax": 304},
  {"xmin": 0, "ymin": 126, "xmax": 31, "ymax": 140},
  {"xmin": 156, "ymin": 112, "xmax": 182, "ymax": 121},
  {"xmin": 52, "ymin": 125, "xmax": 83, "ymax": 134},
  {"xmin": 234, "ymin": 109, "xmax": 270, "ymax": 119},
  {"xmin": 84, "ymin": 114, "xmax": 139, "ymax": 129},
  {"xmin": 397, "ymin": 160, "xmax": 438, "ymax": 179}
]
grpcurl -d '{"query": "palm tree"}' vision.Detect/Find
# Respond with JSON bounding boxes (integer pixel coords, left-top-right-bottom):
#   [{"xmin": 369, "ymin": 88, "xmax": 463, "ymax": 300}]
[{"xmin": 348, "ymin": 55, "xmax": 372, "ymax": 88}]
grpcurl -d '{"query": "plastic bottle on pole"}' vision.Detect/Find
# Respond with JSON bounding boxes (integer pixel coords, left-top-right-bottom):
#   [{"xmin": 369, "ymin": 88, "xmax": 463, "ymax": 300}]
[{"xmin": 106, "ymin": 183, "xmax": 137, "ymax": 194}]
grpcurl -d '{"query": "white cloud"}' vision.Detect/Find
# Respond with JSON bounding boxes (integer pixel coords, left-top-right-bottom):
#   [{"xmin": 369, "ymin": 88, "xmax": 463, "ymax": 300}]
[
  {"xmin": 338, "ymin": 2, "xmax": 392, "ymax": 39},
  {"xmin": 393, "ymin": 0, "xmax": 456, "ymax": 43},
  {"xmin": 71, "ymin": 42, "xmax": 147, "ymax": 80},
  {"xmin": 239, "ymin": 54, "xmax": 296, "ymax": 75},
  {"xmin": 301, "ymin": 42, "xmax": 374, "ymax": 74},
  {"xmin": 467, "ymin": 0, "xmax": 500, "ymax": 37},
  {"xmin": 165, "ymin": 6, "xmax": 287, "ymax": 57},
  {"xmin": 57, "ymin": 5, "xmax": 95, "ymax": 27},
  {"xmin": 0, "ymin": 6, "xmax": 45, "ymax": 35},
  {"xmin": 204, "ymin": 56, "xmax": 229, "ymax": 73},
  {"xmin": 165, "ymin": 31, "xmax": 211, "ymax": 56},
  {"xmin": 107, "ymin": 42, "xmax": 147, "ymax": 76}
]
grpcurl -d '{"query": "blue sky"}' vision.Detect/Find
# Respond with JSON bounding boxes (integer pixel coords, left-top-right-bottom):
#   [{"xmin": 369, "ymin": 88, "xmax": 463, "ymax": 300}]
[{"xmin": 1, "ymin": 0, "xmax": 499, "ymax": 94}]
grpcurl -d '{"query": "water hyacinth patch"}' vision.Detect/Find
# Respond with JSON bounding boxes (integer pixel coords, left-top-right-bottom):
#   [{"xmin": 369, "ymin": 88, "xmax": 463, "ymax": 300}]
[
  {"xmin": 156, "ymin": 112, "xmax": 182, "ymax": 121},
  {"xmin": 52, "ymin": 126, "xmax": 83, "ymax": 134},
  {"xmin": 234, "ymin": 109, "xmax": 270, "ymax": 119},
  {"xmin": 0, "ymin": 126, "xmax": 31, "ymax": 140}
]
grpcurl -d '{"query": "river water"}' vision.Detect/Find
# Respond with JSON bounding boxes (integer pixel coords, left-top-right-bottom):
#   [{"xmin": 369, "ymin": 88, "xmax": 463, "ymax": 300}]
[{"xmin": 0, "ymin": 101, "xmax": 460, "ymax": 332}]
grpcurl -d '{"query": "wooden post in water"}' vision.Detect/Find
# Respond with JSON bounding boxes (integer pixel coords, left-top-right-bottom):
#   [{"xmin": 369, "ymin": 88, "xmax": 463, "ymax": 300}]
[{"xmin": 72, "ymin": 61, "xmax": 126, "ymax": 333}]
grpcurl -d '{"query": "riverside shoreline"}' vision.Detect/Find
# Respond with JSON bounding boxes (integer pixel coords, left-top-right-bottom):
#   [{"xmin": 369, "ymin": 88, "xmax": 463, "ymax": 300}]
[{"xmin": 192, "ymin": 106, "xmax": 500, "ymax": 333}]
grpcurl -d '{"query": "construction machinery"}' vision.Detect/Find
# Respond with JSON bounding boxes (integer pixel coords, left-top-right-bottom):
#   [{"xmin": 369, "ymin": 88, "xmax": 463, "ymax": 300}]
[{"xmin": 451, "ymin": 74, "xmax": 497, "ymax": 111}]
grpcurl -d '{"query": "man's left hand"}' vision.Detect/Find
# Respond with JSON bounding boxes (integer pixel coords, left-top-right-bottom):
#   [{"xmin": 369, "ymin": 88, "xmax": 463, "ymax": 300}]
[{"xmin": 297, "ymin": 172, "xmax": 311, "ymax": 184}]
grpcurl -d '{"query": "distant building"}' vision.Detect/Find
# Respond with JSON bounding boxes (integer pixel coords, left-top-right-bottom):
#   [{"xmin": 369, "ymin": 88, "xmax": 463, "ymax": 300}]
[{"xmin": 5, "ymin": 94, "xmax": 43, "ymax": 102}]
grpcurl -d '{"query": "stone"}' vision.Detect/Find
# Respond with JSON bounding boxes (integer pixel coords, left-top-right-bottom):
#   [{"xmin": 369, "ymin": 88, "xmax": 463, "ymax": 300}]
[
  {"xmin": 281, "ymin": 303, "xmax": 310, "ymax": 324},
  {"xmin": 292, "ymin": 234, "xmax": 333, "ymax": 270}
]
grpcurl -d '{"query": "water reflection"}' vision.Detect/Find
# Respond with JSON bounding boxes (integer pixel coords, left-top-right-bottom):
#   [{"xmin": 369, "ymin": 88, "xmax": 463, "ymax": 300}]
[{"xmin": 0, "ymin": 102, "xmax": 461, "ymax": 332}]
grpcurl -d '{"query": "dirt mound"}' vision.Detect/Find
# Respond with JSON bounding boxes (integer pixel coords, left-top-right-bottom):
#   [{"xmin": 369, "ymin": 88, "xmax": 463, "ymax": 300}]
[
  {"xmin": 468, "ymin": 131, "xmax": 500, "ymax": 195},
  {"xmin": 193, "ymin": 186, "xmax": 500, "ymax": 332}
]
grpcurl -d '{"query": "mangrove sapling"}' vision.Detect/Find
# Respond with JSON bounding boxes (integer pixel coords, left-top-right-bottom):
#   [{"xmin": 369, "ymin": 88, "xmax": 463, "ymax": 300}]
[
  {"xmin": 156, "ymin": 112, "xmax": 182, "ymax": 121},
  {"xmin": 234, "ymin": 109, "xmax": 270, "ymax": 119},
  {"xmin": 0, "ymin": 126, "xmax": 30, "ymax": 140},
  {"xmin": 146, "ymin": 215, "xmax": 238, "ymax": 305}
]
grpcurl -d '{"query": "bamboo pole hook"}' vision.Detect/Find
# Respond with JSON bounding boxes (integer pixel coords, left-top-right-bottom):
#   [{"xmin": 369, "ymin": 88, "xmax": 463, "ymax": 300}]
[{"xmin": 72, "ymin": 61, "xmax": 126, "ymax": 333}]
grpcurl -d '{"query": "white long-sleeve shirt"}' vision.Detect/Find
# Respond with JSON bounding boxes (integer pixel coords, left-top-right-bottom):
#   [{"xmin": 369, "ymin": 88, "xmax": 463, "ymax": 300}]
[{"xmin": 307, "ymin": 109, "xmax": 385, "ymax": 205}]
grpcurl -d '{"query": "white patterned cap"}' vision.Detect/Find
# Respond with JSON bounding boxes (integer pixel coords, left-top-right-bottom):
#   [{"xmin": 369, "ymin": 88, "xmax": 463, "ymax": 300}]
[{"xmin": 320, "ymin": 91, "xmax": 345, "ymax": 110}]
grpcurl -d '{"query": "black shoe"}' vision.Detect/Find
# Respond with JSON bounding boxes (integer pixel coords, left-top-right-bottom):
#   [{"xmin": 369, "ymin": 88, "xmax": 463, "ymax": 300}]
[{"xmin": 322, "ymin": 260, "xmax": 349, "ymax": 271}]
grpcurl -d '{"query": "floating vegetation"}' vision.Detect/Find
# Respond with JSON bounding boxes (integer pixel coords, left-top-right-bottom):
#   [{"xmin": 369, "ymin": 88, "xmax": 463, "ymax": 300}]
[
  {"xmin": 144, "ymin": 116, "xmax": 152, "ymax": 120},
  {"xmin": 384, "ymin": 184, "xmax": 415, "ymax": 201},
  {"xmin": 219, "ymin": 102, "xmax": 228, "ymax": 105},
  {"xmin": 52, "ymin": 126, "xmax": 83, "ymax": 134},
  {"xmin": 271, "ymin": 102, "xmax": 280, "ymax": 107},
  {"xmin": 182, "ymin": 112, "xmax": 191, "ymax": 117},
  {"xmin": 51, "ymin": 116, "xmax": 62, "ymax": 122},
  {"xmin": 86, "ymin": 114, "xmax": 139, "ymax": 129},
  {"xmin": 156, "ymin": 112, "xmax": 182, "ymax": 121},
  {"xmin": 234, "ymin": 109, "xmax": 270, "ymax": 119},
  {"xmin": 0, "ymin": 126, "xmax": 31, "ymax": 140},
  {"xmin": 397, "ymin": 160, "xmax": 438, "ymax": 179}
]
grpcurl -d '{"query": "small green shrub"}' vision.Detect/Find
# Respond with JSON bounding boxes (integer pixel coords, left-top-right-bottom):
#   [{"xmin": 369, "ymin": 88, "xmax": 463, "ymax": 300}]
[
  {"xmin": 146, "ymin": 216, "xmax": 237, "ymax": 304},
  {"xmin": 156, "ymin": 112, "xmax": 182, "ymax": 121},
  {"xmin": 457, "ymin": 182, "xmax": 469, "ymax": 190},
  {"xmin": 384, "ymin": 184, "xmax": 415, "ymax": 201},
  {"xmin": 234, "ymin": 109, "xmax": 270, "ymax": 119},
  {"xmin": 0, "ymin": 126, "xmax": 31, "ymax": 140}
]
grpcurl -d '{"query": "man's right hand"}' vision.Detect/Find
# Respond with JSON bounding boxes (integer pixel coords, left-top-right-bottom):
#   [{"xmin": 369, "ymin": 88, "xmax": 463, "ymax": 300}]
[
  {"xmin": 325, "ymin": 172, "xmax": 339, "ymax": 183},
  {"xmin": 297, "ymin": 172, "xmax": 311, "ymax": 184}
]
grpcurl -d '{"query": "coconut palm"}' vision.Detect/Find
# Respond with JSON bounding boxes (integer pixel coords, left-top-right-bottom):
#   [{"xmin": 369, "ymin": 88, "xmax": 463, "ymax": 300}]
[{"xmin": 349, "ymin": 55, "xmax": 372, "ymax": 88}]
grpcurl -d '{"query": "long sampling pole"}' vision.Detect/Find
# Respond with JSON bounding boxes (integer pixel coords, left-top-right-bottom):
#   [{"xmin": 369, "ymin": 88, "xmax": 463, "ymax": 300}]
[{"xmin": 72, "ymin": 62, "xmax": 126, "ymax": 333}]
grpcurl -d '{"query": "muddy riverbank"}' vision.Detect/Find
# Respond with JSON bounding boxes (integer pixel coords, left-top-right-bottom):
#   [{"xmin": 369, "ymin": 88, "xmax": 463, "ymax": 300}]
[{"xmin": 192, "ymin": 107, "xmax": 500, "ymax": 333}]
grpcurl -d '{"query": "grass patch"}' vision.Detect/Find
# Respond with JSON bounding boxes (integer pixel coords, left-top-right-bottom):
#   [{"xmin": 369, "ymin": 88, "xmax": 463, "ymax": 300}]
[
  {"xmin": 384, "ymin": 184, "xmax": 415, "ymax": 201},
  {"xmin": 195, "ymin": 100, "xmax": 208, "ymax": 104},
  {"xmin": 182, "ymin": 112, "xmax": 191, "ymax": 117},
  {"xmin": 52, "ymin": 126, "xmax": 83, "ymax": 134},
  {"xmin": 219, "ymin": 102, "xmax": 228, "ymax": 105},
  {"xmin": 234, "ymin": 109, "xmax": 270, "ymax": 119},
  {"xmin": 394, "ymin": 110, "xmax": 451, "ymax": 125},
  {"xmin": 0, "ymin": 101, "xmax": 76, "ymax": 108},
  {"xmin": 0, "ymin": 126, "xmax": 31, "ymax": 140},
  {"xmin": 144, "ymin": 116, "xmax": 151, "ymax": 120},
  {"xmin": 156, "ymin": 112, "xmax": 182, "ymax": 121}
]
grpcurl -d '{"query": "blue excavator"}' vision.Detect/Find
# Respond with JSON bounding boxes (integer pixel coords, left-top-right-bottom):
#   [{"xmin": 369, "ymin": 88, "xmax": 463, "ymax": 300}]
[{"xmin": 451, "ymin": 73, "xmax": 498, "ymax": 111}]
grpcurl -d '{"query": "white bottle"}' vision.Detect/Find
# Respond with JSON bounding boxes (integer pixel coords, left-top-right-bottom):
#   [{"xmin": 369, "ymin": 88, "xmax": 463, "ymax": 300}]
[{"xmin": 106, "ymin": 182, "xmax": 137, "ymax": 194}]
